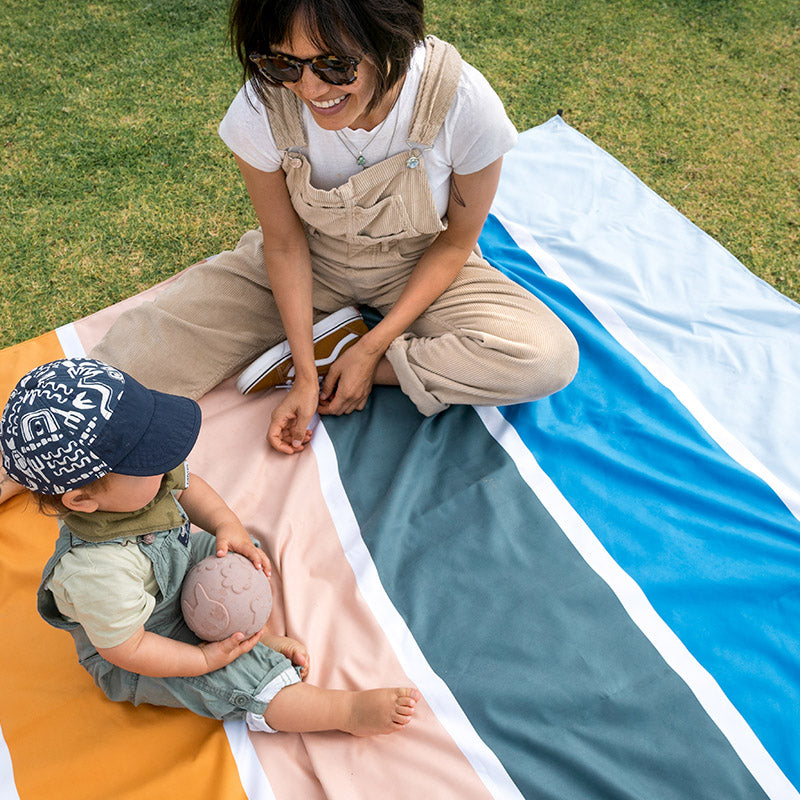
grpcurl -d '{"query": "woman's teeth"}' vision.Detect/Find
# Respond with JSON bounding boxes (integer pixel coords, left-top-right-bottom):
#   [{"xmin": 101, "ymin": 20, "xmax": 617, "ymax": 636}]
[{"xmin": 311, "ymin": 96, "xmax": 346, "ymax": 109}]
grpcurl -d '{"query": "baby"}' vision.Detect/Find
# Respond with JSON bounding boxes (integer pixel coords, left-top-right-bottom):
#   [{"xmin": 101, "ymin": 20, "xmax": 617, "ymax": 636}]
[{"xmin": 0, "ymin": 358, "xmax": 418, "ymax": 735}]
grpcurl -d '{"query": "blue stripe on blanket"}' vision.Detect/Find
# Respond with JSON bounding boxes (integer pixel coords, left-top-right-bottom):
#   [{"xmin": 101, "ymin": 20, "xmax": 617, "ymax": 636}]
[{"xmin": 478, "ymin": 213, "xmax": 800, "ymax": 788}]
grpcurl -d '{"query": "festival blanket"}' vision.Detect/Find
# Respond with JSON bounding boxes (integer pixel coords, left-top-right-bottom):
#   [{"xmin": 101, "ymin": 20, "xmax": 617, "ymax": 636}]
[{"xmin": 1, "ymin": 115, "xmax": 798, "ymax": 800}]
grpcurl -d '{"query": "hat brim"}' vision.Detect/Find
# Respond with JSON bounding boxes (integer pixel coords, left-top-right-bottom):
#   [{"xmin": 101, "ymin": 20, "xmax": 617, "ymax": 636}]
[{"xmin": 110, "ymin": 384, "xmax": 202, "ymax": 477}]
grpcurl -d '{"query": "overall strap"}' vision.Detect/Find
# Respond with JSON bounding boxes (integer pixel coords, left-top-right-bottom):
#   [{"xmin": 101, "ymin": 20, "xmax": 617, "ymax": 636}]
[
  {"xmin": 36, "ymin": 525, "xmax": 113, "ymax": 632},
  {"xmin": 407, "ymin": 36, "xmax": 463, "ymax": 148},
  {"xmin": 266, "ymin": 86, "xmax": 307, "ymax": 152}
]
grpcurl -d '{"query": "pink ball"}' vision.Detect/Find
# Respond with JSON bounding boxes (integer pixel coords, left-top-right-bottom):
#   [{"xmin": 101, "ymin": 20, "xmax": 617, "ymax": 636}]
[{"xmin": 181, "ymin": 553, "xmax": 272, "ymax": 641}]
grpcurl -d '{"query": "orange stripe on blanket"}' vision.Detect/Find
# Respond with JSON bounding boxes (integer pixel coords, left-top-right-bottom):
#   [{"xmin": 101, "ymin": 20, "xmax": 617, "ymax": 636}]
[
  {"xmin": 0, "ymin": 332, "xmax": 63, "ymax": 402},
  {"xmin": 191, "ymin": 385, "xmax": 494, "ymax": 800},
  {"xmin": 0, "ymin": 336, "xmax": 249, "ymax": 800}
]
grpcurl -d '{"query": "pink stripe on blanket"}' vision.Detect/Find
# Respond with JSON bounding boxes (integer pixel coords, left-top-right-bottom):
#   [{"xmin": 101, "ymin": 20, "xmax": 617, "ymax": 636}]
[{"xmin": 194, "ymin": 387, "xmax": 494, "ymax": 799}]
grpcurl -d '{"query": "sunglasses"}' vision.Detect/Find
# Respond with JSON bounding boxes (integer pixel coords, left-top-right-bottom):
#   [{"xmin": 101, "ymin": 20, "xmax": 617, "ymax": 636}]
[{"xmin": 249, "ymin": 52, "xmax": 361, "ymax": 86}]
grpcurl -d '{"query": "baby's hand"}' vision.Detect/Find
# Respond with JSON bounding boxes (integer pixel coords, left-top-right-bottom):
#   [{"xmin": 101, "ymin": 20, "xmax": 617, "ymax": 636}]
[
  {"xmin": 261, "ymin": 633, "xmax": 311, "ymax": 680},
  {"xmin": 215, "ymin": 522, "xmax": 272, "ymax": 576},
  {"xmin": 287, "ymin": 640, "xmax": 311, "ymax": 680},
  {"xmin": 198, "ymin": 628, "xmax": 264, "ymax": 672}
]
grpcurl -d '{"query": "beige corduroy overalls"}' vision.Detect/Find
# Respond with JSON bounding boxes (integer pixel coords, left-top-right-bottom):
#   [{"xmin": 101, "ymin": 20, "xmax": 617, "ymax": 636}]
[{"xmin": 92, "ymin": 37, "xmax": 578, "ymax": 415}]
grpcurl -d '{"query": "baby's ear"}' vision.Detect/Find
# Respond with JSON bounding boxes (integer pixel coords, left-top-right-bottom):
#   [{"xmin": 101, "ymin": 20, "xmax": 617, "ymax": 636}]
[{"xmin": 61, "ymin": 489, "xmax": 99, "ymax": 513}]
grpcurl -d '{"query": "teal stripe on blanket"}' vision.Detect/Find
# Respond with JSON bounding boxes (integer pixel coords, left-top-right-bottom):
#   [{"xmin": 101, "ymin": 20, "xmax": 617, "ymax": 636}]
[{"xmin": 321, "ymin": 390, "xmax": 768, "ymax": 800}]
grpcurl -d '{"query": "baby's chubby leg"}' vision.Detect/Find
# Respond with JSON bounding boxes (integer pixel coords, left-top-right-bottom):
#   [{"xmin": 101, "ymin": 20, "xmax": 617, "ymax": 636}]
[
  {"xmin": 265, "ymin": 683, "xmax": 420, "ymax": 736},
  {"xmin": 259, "ymin": 631, "xmax": 420, "ymax": 735}
]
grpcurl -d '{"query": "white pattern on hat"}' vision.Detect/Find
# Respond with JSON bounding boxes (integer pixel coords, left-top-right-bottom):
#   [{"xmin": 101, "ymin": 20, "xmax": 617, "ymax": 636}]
[{"xmin": 1, "ymin": 359, "xmax": 125, "ymax": 494}]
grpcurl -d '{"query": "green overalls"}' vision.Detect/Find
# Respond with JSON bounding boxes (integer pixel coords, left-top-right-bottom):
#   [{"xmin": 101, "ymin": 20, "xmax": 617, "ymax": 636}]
[{"xmin": 37, "ymin": 470, "xmax": 295, "ymax": 728}]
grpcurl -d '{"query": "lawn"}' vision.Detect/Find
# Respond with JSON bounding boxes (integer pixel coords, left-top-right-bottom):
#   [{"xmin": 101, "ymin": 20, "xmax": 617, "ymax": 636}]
[{"xmin": 1, "ymin": 0, "xmax": 798, "ymax": 347}]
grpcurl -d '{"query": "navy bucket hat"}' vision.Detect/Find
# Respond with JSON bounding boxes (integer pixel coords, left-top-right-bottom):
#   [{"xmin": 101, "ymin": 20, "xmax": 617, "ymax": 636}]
[{"xmin": 0, "ymin": 358, "xmax": 201, "ymax": 495}]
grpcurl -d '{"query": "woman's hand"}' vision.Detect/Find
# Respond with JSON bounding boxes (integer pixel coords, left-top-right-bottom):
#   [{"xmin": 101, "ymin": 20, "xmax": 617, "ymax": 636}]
[
  {"xmin": 318, "ymin": 339, "xmax": 383, "ymax": 416},
  {"xmin": 267, "ymin": 376, "xmax": 319, "ymax": 454},
  {"xmin": 233, "ymin": 155, "xmax": 319, "ymax": 453}
]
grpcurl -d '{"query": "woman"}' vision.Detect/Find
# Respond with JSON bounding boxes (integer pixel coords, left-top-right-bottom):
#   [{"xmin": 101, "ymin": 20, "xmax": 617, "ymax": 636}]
[{"xmin": 87, "ymin": 0, "xmax": 579, "ymax": 454}]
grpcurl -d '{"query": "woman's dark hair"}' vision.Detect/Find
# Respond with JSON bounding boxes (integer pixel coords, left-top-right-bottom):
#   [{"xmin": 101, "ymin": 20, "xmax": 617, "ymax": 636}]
[{"xmin": 229, "ymin": 0, "xmax": 425, "ymax": 112}]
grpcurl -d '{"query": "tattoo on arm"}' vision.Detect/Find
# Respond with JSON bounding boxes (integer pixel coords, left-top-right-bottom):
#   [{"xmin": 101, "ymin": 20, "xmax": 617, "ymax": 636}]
[{"xmin": 450, "ymin": 176, "xmax": 466, "ymax": 208}]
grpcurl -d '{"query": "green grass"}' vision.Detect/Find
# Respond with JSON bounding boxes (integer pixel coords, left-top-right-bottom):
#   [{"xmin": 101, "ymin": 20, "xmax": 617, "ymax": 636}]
[{"xmin": 2, "ymin": 0, "xmax": 799, "ymax": 347}]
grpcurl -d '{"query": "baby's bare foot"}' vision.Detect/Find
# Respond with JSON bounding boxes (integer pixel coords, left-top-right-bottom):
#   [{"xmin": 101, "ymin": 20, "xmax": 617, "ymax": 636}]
[
  {"xmin": 347, "ymin": 688, "xmax": 420, "ymax": 736},
  {"xmin": 261, "ymin": 632, "xmax": 310, "ymax": 678}
]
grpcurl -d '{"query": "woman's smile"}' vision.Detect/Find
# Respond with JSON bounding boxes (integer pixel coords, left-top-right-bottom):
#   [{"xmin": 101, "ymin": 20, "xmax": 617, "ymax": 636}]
[
  {"xmin": 277, "ymin": 25, "xmax": 384, "ymax": 131},
  {"xmin": 308, "ymin": 94, "xmax": 350, "ymax": 112}
]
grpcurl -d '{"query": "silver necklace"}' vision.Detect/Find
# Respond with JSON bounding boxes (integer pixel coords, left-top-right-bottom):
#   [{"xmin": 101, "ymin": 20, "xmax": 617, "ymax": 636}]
[
  {"xmin": 336, "ymin": 126, "xmax": 382, "ymax": 168},
  {"xmin": 335, "ymin": 93, "xmax": 401, "ymax": 169}
]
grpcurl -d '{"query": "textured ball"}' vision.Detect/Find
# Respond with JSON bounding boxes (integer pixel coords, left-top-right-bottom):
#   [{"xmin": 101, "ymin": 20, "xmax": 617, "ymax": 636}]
[{"xmin": 181, "ymin": 553, "xmax": 272, "ymax": 641}]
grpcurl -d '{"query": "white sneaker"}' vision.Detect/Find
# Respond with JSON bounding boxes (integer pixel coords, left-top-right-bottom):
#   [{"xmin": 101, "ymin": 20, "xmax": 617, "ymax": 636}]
[{"xmin": 236, "ymin": 307, "xmax": 368, "ymax": 395}]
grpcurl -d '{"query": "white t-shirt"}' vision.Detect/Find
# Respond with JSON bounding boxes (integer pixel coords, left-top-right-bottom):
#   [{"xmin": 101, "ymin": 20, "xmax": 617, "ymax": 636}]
[{"xmin": 218, "ymin": 42, "xmax": 517, "ymax": 217}]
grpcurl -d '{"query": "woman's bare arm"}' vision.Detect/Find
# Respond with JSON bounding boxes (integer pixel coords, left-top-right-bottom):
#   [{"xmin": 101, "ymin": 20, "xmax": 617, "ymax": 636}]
[{"xmin": 234, "ymin": 155, "xmax": 321, "ymax": 453}]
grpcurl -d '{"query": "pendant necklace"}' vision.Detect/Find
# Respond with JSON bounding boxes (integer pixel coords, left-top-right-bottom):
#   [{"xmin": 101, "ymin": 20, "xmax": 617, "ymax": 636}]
[
  {"xmin": 335, "ymin": 91, "xmax": 401, "ymax": 170},
  {"xmin": 336, "ymin": 124, "xmax": 383, "ymax": 169}
]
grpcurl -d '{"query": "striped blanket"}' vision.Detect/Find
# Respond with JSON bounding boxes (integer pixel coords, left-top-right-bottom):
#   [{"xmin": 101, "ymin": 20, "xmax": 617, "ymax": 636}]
[{"xmin": 2, "ymin": 116, "xmax": 798, "ymax": 800}]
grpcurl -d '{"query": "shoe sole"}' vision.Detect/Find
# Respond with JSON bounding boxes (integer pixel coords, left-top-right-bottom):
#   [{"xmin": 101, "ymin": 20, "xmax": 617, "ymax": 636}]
[{"xmin": 236, "ymin": 307, "xmax": 368, "ymax": 395}]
